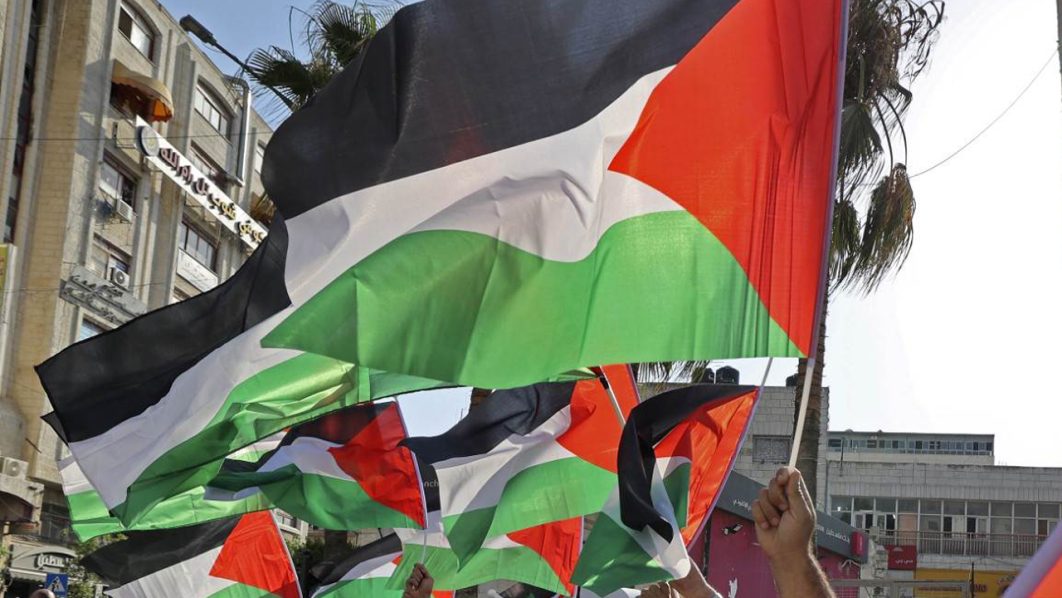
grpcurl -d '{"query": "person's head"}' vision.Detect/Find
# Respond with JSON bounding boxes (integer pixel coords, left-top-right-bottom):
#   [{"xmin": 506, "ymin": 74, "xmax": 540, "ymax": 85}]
[{"xmin": 30, "ymin": 590, "xmax": 56, "ymax": 598}]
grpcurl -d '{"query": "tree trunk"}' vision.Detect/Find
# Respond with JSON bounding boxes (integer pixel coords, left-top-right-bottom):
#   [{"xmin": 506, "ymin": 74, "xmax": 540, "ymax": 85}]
[{"xmin": 793, "ymin": 295, "xmax": 828, "ymax": 508}]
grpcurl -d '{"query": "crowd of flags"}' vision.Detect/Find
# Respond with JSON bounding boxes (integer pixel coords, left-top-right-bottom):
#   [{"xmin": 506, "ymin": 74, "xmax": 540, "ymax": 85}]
[{"xmin": 33, "ymin": 0, "xmax": 858, "ymax": 594}]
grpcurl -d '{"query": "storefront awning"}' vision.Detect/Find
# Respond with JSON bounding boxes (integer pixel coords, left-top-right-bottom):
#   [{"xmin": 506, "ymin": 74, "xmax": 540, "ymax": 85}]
[{"xmin": 112, "ymin": 60, "xmax": 174, "ymax": 122}]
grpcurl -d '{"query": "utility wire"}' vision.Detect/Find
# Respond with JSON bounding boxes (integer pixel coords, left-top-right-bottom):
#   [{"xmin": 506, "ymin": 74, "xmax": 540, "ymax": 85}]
[{"xmin": 910, "ymin": 48, "xmax": 1059, "ymax": 179}]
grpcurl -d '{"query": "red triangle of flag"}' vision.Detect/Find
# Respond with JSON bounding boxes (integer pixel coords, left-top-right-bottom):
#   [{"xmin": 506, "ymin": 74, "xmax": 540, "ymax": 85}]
[{"xmin": 209, "ymin": 512, "xmax": 300, "ymax": 598}]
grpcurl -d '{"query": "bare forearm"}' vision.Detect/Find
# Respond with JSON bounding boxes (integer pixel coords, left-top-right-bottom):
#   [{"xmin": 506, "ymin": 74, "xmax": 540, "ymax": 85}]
[
  {"xmin": 669, "ymin": 566, "xmax": 723, "ymax": 598},
  {"xmin": 768, "ymin": 551, "xmax": 835, "ymax": 598}
]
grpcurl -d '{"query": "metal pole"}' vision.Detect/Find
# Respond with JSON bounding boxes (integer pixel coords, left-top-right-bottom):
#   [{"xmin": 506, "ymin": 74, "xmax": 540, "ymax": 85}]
[{"xmin": 600, "ymin": 373, "xmax": 626, "ymax": 426}]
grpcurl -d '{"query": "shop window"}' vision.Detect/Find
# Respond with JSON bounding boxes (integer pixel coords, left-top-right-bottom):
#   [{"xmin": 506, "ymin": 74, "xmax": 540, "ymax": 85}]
[{"xmin": 118, "ymin": 2, "xmax": 156, "ymax": 59}]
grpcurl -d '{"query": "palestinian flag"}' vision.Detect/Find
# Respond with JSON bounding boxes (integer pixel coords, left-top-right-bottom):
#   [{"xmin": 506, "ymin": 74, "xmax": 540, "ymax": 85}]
[
  {"xmin": 572, "ymin": 385, "xmax": 760, "ymax": 595},
  {"xmin": 36, "ymin": 0, "xmax": 842, "ymax": 527},
  {"xmin": 58, "ymin": 439, "xmax": 275, "ymax": 540},
  {"xmin": 1006, "ymin": 524, "xmax": 1062, "ymax": 597},
  {"xmin": 387, "ymin": 512, "xmax": 582, "ymax": 596},
  {"xmin": 82, "ymin": 511, "xmax": 300, "ymax": 598},
  {"xmin": 656, "ymin": 384, "xmax": 759, "ymax": 544},
  {"xmin": 205, "ymin": 401, "xmax": 427, "ymax": 530},
  {"xmin": 311, "ymin": 534, "xmax": 454, "ymax": 598},
  {"xmin": 404, "ymin": 367, "xmax": 638, "ymax": 563}
]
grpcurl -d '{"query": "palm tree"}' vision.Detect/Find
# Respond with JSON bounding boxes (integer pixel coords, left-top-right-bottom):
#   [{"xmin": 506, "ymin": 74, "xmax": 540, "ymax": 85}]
[
  {"xmin": 644, "ymin": 0, "xmax": 945, "ymax": 505},
  {"xmin": 245, "ymin": 1, "xmax": 393, "ymax": 116}
]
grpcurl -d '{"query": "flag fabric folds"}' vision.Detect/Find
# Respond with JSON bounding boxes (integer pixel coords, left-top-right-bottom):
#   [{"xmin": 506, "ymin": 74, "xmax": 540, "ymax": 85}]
[
  {"xmin": 310, "ymin": 534, "xmax": 454, "ymax": 598},
  {"xmin": 1005, "ymin": 523, "xmax": 1062, "ymax": 597},
  {"xmin": 572, "ymin": 384, "xmax": 760, "ymax": 595},
  {"xmin": 36, "ymin": 0, "xmax": 842, "ymax": 542},
  {"xmin": 82, "ymin": 511, "xmax": 301, "ymax": 598},
  {"xmin": 403, "ymin": 369, "xmax": 636, "ymax": 564},
  {"xmin": 205, "ymin": 401, "xmax": 426, "ymax": 531},
  {"xmin": 258, "ymin": 0, "xmax": 843, "ymax": 390},
  {"xmin": 388, "ymin": 512, "xmax": 582, "ymax": 597}
]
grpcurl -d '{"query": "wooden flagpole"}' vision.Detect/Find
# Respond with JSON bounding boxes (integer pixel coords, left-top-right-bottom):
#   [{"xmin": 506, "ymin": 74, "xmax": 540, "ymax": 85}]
[{"xmin": 788, "ymin": 357, "xmax": 815, "ymax": 469}]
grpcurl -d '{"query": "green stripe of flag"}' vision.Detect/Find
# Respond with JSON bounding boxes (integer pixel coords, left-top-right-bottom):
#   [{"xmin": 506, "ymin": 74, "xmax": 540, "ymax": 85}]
[{"xmin": 263, "ymin": 211, "xmax": 799, "ymax": 389}]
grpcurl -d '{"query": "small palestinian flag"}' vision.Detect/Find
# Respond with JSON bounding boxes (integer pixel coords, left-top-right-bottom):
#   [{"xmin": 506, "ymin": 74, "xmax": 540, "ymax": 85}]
[
  {"xmin": 572, "ymin": 385, "xmax": 760, "ymax": 595},
  {"xmin": 388, "ymin": 512, "xmax": 582, "ymax": 596},
  {"xmin": 311, "ymin": 534, "xmax": 453, "ymax": 598},
  {"xmin": 655, "ymin": 385, "xmax": 759, "ymax": 543},
  {"xmin": 82, "ymin": 511, "xmax": 300, "ymax": 598},
  {"xmin": 37, "ymin": 0, "xmax": 842, "ymax": 529},
  {"xmin": 206, "ymin": 401, "xmax": 426, "ymax": 530},
  {"xmin": 404, "ymin": 368, "xmax": 637, "ymax": 563}
]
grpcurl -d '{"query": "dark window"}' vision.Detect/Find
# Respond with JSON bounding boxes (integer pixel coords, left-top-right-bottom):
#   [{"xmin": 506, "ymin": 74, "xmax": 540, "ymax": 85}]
[
  {"xmin": 827, "ymin": 438, "xmax": 842, "ymax": 449},
  {"xmin": 178, "ymin": 220, "xmax": 218, "ymax": 270},
  {"xmin": 99, "ymin": 159, "xmax": 137, "ymax": 210},
  {"xmin": 117, "ymin": 2, "xmax": 155, "ymax": 59},
  {"xmin": 7, "ymin": 0, "xmax": 42, "ymax": 243}
]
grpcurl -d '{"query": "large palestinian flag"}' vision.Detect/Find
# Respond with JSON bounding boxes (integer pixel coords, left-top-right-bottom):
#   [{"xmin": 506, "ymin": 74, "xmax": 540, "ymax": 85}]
[
  {"xmin": 205, "ymin": 401, "xmax": 426, "ymax": 530},
  {"xmin": 404, "ymin": 367, "xmax": 638, "ymax": 563},
  {"xmin": 82, "ymin": 512, "xmax": 300, "ymax": 598},
  {"xmin": 36, "ymin": 0, "xmax": 842, "ymax": 528},
  {"xmin": 572, "ymin": 385, "xmax": 760, "ymax": 595},
  {"xmin": 387, "ymin": 512, "xmax": 582, "ymax": 596}
]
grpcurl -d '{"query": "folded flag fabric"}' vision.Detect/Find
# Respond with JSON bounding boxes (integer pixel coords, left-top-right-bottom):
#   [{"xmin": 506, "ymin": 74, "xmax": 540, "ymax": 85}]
[
  {"xmin": 206, "ymin": 401, "xmax": 426, "ymax": 530},
  {"xmin": 58, "ymin": 435, "xmax": 277, "ymax": 540},
  {"xmin": 1004, "ymin": 523, "xmax": 1062, "ymax": 597},
  {"xmin": 572, "ymin": 385, "xmax": 760, "ymax": 595},
  {"xmin": 404, "ymin": 371, "xmax": 635, "ymax": 564},
  {"xmin": 310, "ymin": 534, "xmax": 454, "ymax": 598},
  {"xmin": 82, "ymin": 511, "xmax": 300, "ymax": 598},
  {"xmin": 388, "ymin": 511, "xmax": 582, "ymax": 596},
  {"xmin": 654, "ymin": 385, "xmax": 759, "ymax": 544}
]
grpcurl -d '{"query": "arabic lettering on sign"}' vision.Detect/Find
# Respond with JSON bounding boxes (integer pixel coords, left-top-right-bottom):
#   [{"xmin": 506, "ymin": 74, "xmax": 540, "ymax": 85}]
[{"xmin": 135, "ymin": 117, "xmax": 267, "ymax": 250}]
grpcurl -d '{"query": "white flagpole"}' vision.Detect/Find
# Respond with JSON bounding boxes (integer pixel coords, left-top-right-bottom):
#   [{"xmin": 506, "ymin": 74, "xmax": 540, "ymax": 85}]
[
  {"xmin": 788, "ymin": 358, "xmax": 816, "ymax": 469},
  {"xmin": 602, "ymin": 375, "xmax": 626, "ymax": 426}
]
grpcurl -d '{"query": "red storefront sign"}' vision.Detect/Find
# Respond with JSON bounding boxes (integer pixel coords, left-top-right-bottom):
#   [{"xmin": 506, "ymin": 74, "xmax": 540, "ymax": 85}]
[{"xmin": 886, "ymin": 544, "xmax": 917, "ymax": 570}]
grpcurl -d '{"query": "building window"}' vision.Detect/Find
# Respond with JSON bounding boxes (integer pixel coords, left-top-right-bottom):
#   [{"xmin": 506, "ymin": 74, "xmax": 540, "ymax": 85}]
[
  {"xmin": 179, "ymin": 220, "xmax": 218, "ymax": 270},
  {"xmin": 827, "ymin": 438, "xmax": 842, "ymax": 449},
  {"xmin": 751, "ymin": 436, "xmax": 790, "ymax": 464},
  {"xmin": 7, "ymin": 0, "xmax": 43, "ymax": 243},
  {"xmin": 89, "ymin": 237, "xmax": 130, "ymax": 279},
  {"xmin": 117, "ymin": 2, "xmax": 156, "ymax": 59},
  {"xmin": 79, "ymin": 319, "xmax": 105, "ymax": 342},
  {"xmin": 194, "ymin": 85, "xmax": 231, "ymax": 136},
  {"xmin": 99, "ymin": 158, "xmax": 137, "ymax": 211},
  {"xmin": 254, "ymin": 143, "xmax": 266, "ymax": 174},
  {"xmin": 189, "ymin": 146, "xmax": 227, "ymax": 189}
]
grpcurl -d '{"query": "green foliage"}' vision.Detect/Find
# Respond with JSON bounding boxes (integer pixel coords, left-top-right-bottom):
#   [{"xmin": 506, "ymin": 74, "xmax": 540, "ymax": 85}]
[
  {"xmin": 245, "ymin": 1, "xmax": 396, "ymax": 114},
  {"xmin": 65, "ymin": 534, "xmax": 125, "ymax": 598}
]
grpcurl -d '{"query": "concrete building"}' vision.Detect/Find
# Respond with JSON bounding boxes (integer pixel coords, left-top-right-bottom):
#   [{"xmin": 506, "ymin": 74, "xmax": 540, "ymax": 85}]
[
  {"xmin": 0, "ymin": 0, "xmax": 300, "ymax": 591},
  {"xmin": 732, "ymin": 383, "xmax": 831, "ymax": 509},
  {"xmin": 824, "ymin": 430, "xmax": 1061, "ymax": 597}
]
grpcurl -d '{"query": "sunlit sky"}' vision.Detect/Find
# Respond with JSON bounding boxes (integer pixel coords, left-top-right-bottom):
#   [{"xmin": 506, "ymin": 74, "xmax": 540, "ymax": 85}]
[{"xmin": 161, "ymin": 0, "xmax": 1062, "ymax": 466}]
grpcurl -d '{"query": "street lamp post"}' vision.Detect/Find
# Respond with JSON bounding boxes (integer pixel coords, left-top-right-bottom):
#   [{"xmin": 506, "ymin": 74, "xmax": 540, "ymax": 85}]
[{"xmin": 178, "ymin": 15, "xmax": 295, "ymax": 110}]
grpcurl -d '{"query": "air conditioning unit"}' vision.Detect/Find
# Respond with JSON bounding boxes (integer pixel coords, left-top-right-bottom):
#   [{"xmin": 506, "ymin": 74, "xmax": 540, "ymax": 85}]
[
  {"xmin": 109, "ymin": 267, "xmax": 130, "ymax": 289},
  {"xmin": 1, "ymin": 456, "xmax": 28, "ymax": 479},
  {"xmin": 115, "ymin": 199, "xmax": 134, "ymax": 222}
]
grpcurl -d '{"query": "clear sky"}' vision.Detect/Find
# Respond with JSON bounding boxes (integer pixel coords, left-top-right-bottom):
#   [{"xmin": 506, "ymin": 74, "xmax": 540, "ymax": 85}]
[{"xmin": 160, "ymin": 0, "xmax": 1062, "ymax": 465}]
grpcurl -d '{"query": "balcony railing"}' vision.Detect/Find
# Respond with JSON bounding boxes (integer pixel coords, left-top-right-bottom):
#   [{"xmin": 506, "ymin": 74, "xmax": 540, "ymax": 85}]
[{"xmin": 873, "ymin": 530, "xmax": 1046, "ymax": 558}]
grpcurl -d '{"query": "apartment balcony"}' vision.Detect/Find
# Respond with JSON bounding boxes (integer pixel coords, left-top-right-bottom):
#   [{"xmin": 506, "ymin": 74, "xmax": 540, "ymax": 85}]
[{"xmin": 873, "ymin": 530, "xmax": 1046, "ymax": 558}]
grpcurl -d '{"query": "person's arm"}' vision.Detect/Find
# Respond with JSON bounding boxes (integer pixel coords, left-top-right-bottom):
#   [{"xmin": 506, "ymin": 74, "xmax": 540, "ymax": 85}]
[
  {"xmin": 402, "ymin": 563, "xmax": 435, "ymax": 598},
  {"xmin": 751, "ymin": 467, "xmax": 836, "ymax": 598}
]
